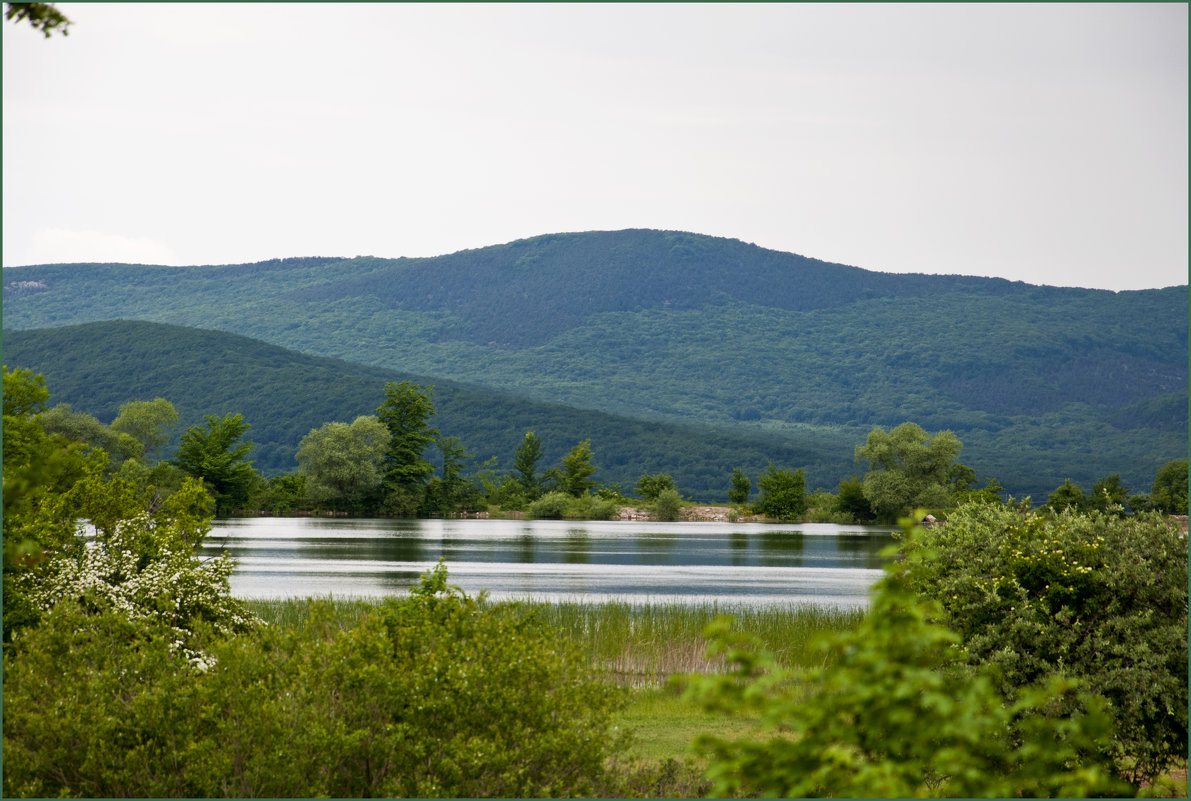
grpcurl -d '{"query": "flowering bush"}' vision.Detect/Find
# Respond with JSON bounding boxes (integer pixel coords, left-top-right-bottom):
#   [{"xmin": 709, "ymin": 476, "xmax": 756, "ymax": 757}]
[{"xmin": 902, "ymin": 503, "xmax": 1188, "ymax": 785}]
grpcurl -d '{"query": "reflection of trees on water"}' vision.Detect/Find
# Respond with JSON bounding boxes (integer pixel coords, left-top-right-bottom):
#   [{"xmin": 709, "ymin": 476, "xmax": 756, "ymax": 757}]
[
  {"xmin": 312, "ymin": 535, "xmax": 426, "ymax": 564},
  {"xmin": 635, "ymin": 533, "xmax": 678, "ymax": 565},
  {"xmin": 516, "ymin": 533, "xmax": 536, "ymax": 564},
  {"xmin": 729, "ymin": 532, "xmax": 749, "ymax": 567},
  {"xmin": 563, "ymin": 530, "xmax": 590, "ymax": 564},
  {"xmin": 837, "ymin": 533, "xmax": 892, "ymax": 569},
  {"xmin": 757, "ymin": 531, "xmax": 804, "ymax": 567}
]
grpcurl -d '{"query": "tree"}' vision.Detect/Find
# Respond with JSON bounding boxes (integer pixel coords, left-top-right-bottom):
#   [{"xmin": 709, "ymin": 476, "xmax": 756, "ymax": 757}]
[
  {"xmin": 426, "ymin": 435, "xmax": 479, "ymax": 515},
  {"xmin": 172, "ymin": 413, "xmax": 257, "ymax": 514},
  {"xmin": 111, "ymin": 398, "xmax": 179, "ymax": 462},
  {"xmin": 296, "ymin": 416, "xmax": 389, "ymax": 511},
  {"xmin": 375, "ymin": 382, "xmax": 438, "ymax": 512},
  {"xmin": 854, "ymin": 422, "xmax": 962, "ymax": 520},
  {"xmin": 835, "ymin": 475, "xmax": 875, "ymax": 522},
  {"xmin": 635, "ymin": 472, "xmax": 677, "ymax": 502},
  {"xmin": 754, "ymin": 463, "xmax": 806, "ymax": 521},
  {"xmin": 728, "ymin": 467, "xmax": 751, "ymax": 505},
  {"xmin": 1151, "ymin": 458, "xmax": 1188, "ymax": 515},
  {"xmin": 1047, "ymin": 478, "xmax": 1088, "ymax": 513},
  {"xmin": 41, "ymin": 403, "xmax": 143, "ymax": 466},
  {"xmin": 1089, "ymin": 473, "xmax": 1128, "ymax": 514},
  {"xmin": 512, "ymin": 431, "xmax": 544, "ymax": 500},
  {"xmin": 5, "ymin": 2, "xmax": 71, "ymax": 37},
  {"xmin": 557, "ymin": 439, "xmax": 598, "ymax": 497}
]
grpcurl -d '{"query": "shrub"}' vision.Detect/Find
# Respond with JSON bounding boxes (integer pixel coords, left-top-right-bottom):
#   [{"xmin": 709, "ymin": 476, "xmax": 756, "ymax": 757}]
[
  {"xmin": 902, "ymin": 503, "xmax": 1188, "ymax": 786},
  {"xmin": 685, "ymin": 514, "xmax": 1130, "ymax": 798},
  {"xmin": 653, "ymin": 488, "xmax": 683, "ymax": 522},
  {"xmin": 528, "ymin": 490, "xmax": 574, "ymax": 519},
  {"xmin": 3, "ymin": 564, "xmax": 631, "ymax": 798}
]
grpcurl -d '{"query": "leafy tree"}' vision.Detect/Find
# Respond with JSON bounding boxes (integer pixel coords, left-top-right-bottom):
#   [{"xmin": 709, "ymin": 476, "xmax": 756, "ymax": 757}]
[
  {"xmin": 254, "ymin": 473, "xmax": 309, "ymax": 514},
  {"xmin": 375, "ymin": 381, "xmax": 438, "ymax": 512},
  {"xmin": 687, "ymin": 514, "xmax": 1129, "ymax": 798},
  {"xmin": 1151, "ymin": 458, "xmax": 1188, "ymax": 515},
  {"xmin": 40, "ymin": 403, "xmax": 142, "ymax": 466},
  {"xmin": 557, "ymin": 439, "xmax": 598, "ymax": 497},
  {"xmin": 1047, "ymin": 478, "xmax": 1088, "ymax": 513},
  {"xmin": 954, "ymin": 476, "xmax": 1006, "ymax": 506},
  {"xmin": 1089, "ymin": 473, "xmax": 1128, "ymax": 514},
  {"xmin": 5, "ymin": 2, "xmax": 71, "ymax": 37},
  {"xmin": 296, "ymin": 415, "xmax": 389, "ymax": 511},
  {"xmin": 110, "ymin": 397, "xmax": 179, "ymax": 462},
  {"xmin": 512, "ymin": 431, "xmax": 544, "ymax": 500},
  {"xmin": 728, "ymin": 467, "xmax": 751, "ymax": 505},
  {"xmin": 635, "ymin": 471, "xmax": 677, "ymax": 501},
  {"xmin": 172, "ymin": 413, "xmax": 257, "ymax": 514},
  {"xmin": 425, "ymin": 435, "xmax": 480, "ymax": 515},
  {"xmin": 835, "ymin": 475, "xmax": 875, "ymax": 522},
  {"xmin": 854, "ymin": 422, "xmax": 962, "ymax": 520},
  {"xmin": 903, "ymin": 503, "xmax": 1189, "ymax": 786},
  {"xmin": 754, "ymin": 463, "xmax": 806, "ymax": 521}
]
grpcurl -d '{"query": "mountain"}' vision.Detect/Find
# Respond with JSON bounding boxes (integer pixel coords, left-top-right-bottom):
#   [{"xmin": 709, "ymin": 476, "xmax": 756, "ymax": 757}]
[
  {"xmin": 2, "ymin": 321, "xmax": 842, "ymax": 500},
  {"xmin": 3, "ymin": 229, "xmax": 1186, "ymax": 498}
]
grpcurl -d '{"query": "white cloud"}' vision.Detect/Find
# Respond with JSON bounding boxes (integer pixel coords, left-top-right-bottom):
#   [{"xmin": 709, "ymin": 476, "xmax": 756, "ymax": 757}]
[{"xmin": 19, "ymin": 228, "xmax": 178, "ymax": 266}]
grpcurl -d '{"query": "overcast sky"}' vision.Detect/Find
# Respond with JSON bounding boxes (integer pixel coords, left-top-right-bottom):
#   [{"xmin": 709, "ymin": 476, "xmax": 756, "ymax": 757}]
[{"xmin": 3, "ymin": 3, "xmax": 1187, "ymax": 290}]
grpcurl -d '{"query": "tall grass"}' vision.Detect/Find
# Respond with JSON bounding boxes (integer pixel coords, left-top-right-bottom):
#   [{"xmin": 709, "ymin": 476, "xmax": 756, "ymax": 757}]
[{"xmin": 245, "ymin": 597, "xmax": 864, "ymax": 685}]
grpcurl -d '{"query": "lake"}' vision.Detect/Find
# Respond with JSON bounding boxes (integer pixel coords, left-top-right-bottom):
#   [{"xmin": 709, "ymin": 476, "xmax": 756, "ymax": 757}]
[{"xmin": 202, "ymin": 517, "xmax": 897, "ymax": 608}]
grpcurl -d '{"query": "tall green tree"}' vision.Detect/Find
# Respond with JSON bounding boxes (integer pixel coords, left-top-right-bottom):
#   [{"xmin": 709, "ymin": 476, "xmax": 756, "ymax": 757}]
[
  {"xmin": 512, "ymin": 431, "xmax": 544, "ymax": 500},
  {"xmin": 854, "ymin": 422, "xmax": 962, "ymax": 520},
  {"xmin": 172, "ymin": 413, "xmax": 257, "ymax": 514},
  {"xmin": 728, "ymin": 467, "xmax": 751, "ymax": 505},
  {"xmin": 111, "ymin": 398, "xmax": 179, "ymax": 462},
  {"xmin": 754, "ymin": 463, "xmax": 806, "ymax": 521},
  {"xmin": 426, "ymin": 435, "xmax": 477, "ymax": 515},
  {"xmin": 375, "ymin": 381, "xmax": 438, "ymax": 514},
  {"xmin": 1048, "ymin": 478, "xmax": 1088, "ymax": 513},
  {"xmin": 296, "ymin": 416, "xmax": 389, "ymax": 511},
  {"xmin": 40, "ymin": 403, "xmax": 142, "ymax": 465},
  {"xmin": 557, "ymin": 439, "xmax": 598, "ymax": 497},
  {"xmin": 1151, "ymin": 458, "xmax": 1188, "ymax": 515}
]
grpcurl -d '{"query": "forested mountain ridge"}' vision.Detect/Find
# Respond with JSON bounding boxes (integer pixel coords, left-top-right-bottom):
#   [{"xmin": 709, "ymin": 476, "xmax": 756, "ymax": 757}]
[
  {"xmin": 3, "ymin": 229, "xmax": 1186, "ymax": 498},
  {"xmin": 2, "ymin": 321, "xmax": 840, "ymax": 500}
]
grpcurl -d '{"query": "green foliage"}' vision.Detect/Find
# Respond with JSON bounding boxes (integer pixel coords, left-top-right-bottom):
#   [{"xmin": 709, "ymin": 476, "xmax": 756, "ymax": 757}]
[
  {"xmin": 902, "ymin": 503, "xmax": 1189, "ymax": 785},
  {"xmin": 557, "ymin": 438, "xmax": 598, "ymax": 497},
  {"xmin": 686, "ymin": 514, "xmax": 1130, "ymax": 798},
  {"xmin": 835, "ymin": 475, "xmax": 875, "ymax": 522},
  {"xmin": 110, "ymin": 397, "xmax": 178, "ymax": 462},
  {"xmin": 728, "ymin": 466, "xmax": 751, "ymax": 504},
  {"xmin": 855, "ymin": 422, "xmax": 963, "ymax": 520},
  {"xmin": 512, "ymin": 430, "xmax": 544, "ymax": 500},
  {"xmin": 1151, "ymin": 458, "xmax": 1188, "ymax": 515},
  {"xmin": 3, "ymin": 566, "xmax": 630, "ymax": 798},
  {"xmin": 5, "ymin": 2, "xmax": 71, "ymax": 37},
  {"xmin": 527, "ymin": 490, "xmax": 618, "ymax": 521},
  {"xmin": 295, "ymin": 415, "xmax": 389, "ymax": 511},
  {"xmin": 652, "ymin": 487, "xmax": 683, "ymax": 522},
  {"xmin": 172, "ymin": 413, "xmax": 258, "ymax": 514},
  {"xmin": 636, "ymin": 471, "xmax": 677, "ymax": 501},
  {"xmin": 375, "ymin": 380, "xmax": 438, "ymax": 501},
  {"xmin": 40, "ymin": 403, "xmax": 143, "ymax": 466},
  {"xmin": 1048, "ymin": 478, "xmax": 1089, "ymax": 513},
  {"xmin": 754, "ymin": 463, "xmax": 807, "ymax": 521},
  {"xmin": 253, "ymin": 472, "xmax": 309, "ymax": 513}
]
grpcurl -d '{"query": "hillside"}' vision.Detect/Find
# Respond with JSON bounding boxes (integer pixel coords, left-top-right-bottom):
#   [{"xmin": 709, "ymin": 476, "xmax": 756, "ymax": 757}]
[
  {"xmin": 2, "ymin": 321, "xmax": 845, "ymax": 500},
  {"xmin": 3, "ymin": 229, "xmax": 1186, "ymax": 498}
]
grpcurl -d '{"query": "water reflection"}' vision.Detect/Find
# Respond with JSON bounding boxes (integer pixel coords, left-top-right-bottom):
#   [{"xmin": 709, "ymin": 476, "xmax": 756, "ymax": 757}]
[{"xmin": 201, "ymin": 517, "xmax": 896, "ymax": 608}]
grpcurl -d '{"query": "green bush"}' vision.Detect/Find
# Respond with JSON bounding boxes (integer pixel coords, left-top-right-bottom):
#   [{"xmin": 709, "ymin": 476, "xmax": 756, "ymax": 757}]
[
  {"xmin": 528, "ymin": 490, "xmax": 574, "ymax": 519},
  {"xmin": 902, "ymin": 503, "xmax": 1188, "ymax": 785},
  {"xmin": 3, "ymin": 565, "xmax": 630, "ymax": 798},
  {"xmin": 685, "ymin": 514, "xmax": 1131, "ymax": 798},
  {"xmin": 528, "ymin": 490, "xmax": 618, "ymax": 520},
  {"xmin": 653, "ymin": 488, "xmax": 683, "ymax": 522}
]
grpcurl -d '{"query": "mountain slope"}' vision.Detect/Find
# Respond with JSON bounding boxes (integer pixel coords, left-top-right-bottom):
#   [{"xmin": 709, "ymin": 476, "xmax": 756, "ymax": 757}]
[
  {"xmin": 3, "ymin": 229, "xmax": 1186, "ymax": 498},
  {"xmin": 2, "ymin": 321, "xmax": 845, "ymax": 499}
]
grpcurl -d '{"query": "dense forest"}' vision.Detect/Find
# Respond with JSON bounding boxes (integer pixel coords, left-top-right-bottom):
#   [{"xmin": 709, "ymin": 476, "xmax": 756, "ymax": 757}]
[{"xmin": 3, "ymin": 229, "xmax": 1186, "ymax": 499}]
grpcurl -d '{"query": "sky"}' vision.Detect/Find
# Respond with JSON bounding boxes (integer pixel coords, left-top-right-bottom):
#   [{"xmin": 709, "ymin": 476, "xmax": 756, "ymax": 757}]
[{"xmin": 3, "ymin": 3, "xmax": 1187, "ymax": 291}]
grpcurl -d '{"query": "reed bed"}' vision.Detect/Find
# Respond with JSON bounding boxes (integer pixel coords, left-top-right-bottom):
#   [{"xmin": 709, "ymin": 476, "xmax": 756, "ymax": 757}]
[{"xmin": 244, "ymin": 597, "xmax": 865, "ymax": 685}]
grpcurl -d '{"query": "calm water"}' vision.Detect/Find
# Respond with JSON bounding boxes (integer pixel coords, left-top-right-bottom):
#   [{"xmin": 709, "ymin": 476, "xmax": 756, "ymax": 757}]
[{"xmin": 202, "ymin": 517, "xmax": 896, "ymax": 608}]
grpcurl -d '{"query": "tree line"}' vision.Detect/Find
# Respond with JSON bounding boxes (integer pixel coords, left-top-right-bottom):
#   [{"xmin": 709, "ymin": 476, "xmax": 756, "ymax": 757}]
[{"xmin": 12, "ymin": 366, "xmax": 1186, "ymax": 524}]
